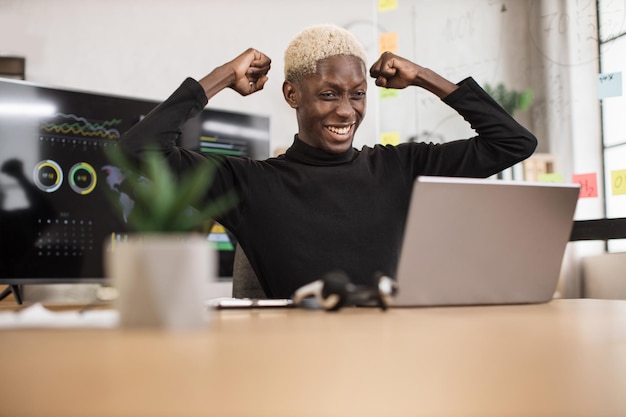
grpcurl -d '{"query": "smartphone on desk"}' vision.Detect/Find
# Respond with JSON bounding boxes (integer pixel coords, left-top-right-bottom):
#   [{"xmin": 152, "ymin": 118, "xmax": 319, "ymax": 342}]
[{"xmin": 206, "ymin": 298, "xmax": 294, "ymax": 309}]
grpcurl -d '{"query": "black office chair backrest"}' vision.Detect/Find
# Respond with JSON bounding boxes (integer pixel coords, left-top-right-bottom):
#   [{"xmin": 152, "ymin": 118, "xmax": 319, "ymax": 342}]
[{"xmin": 232, "ymin": 245, "xmax": 266, "ymax": 299}]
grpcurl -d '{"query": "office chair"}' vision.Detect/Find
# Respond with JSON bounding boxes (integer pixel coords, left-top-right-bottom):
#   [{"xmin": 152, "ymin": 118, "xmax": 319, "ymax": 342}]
[{"xmin": 232, "ymin": 245, "xmax": 266, "ymax": 299}]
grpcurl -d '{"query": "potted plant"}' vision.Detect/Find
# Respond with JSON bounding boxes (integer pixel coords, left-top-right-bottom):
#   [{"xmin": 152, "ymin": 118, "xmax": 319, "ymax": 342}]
[
  {"xmin": 483, "ymin": 82, "xmax": 534, "ymax": 116},
  {"xmin": 103, "ymin": 146, "xmax": 236, "ymax": 329}
]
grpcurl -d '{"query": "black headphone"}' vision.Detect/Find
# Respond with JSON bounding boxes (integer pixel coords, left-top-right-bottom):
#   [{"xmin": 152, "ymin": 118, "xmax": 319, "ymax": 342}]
[{"xmin": 291, "ymin": 270, "xmax": 397, "ymax": 311}]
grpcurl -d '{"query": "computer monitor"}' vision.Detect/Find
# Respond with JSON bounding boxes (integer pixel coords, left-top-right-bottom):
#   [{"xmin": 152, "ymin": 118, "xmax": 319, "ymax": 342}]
[{"xmin": 0, "ymin": 78, "xmax": 270, "ymax": 288}]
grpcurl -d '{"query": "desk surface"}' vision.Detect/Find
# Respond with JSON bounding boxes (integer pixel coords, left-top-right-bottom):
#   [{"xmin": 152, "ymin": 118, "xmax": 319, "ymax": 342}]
[{"xmin": 1, "ymin": 298, "xmax": 626, "ymax": 417}]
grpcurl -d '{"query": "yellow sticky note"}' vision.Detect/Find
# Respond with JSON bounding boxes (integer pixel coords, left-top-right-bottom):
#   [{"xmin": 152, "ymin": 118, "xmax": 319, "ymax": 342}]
[
  {"xmin": 379, "ymin": 32, "xmax": 398, "ymax": 55},
  {"xmin": 378, "ymin": 0, "xmax": 398, "ymax": 12},
  {"xmin": 210, "ymin": 223, "xmax": 226, "ymax": 234},
  {"xmin": 611, "ymin": 169, "xmax": 626, "ymax": 195},
  {"xmin": 538, "ymin": 173, "xmax": 564, "ymax": 183},
  {"xmin": 381, "ymin": 131, "xmax": 400, "ymax": 146},
  {"xmin": 380, "ymin": 88, "xmax": 399, "ymax": 99}
]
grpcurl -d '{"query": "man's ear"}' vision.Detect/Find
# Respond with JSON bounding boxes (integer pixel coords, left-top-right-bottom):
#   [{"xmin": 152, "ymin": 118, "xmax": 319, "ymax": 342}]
[{"xmin": 282, "ymin": 81, "xmax": 298, "ymax": 109}]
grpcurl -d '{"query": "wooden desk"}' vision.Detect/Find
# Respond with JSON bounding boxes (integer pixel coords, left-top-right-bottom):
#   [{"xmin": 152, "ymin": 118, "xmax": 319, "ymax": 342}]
[{"xmin": 1, "ymin": 299, "xmax": 626, "ymax": 417}]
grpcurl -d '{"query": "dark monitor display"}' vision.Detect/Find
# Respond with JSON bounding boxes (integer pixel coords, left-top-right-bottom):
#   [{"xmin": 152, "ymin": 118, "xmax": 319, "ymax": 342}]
[{"xmin": 0, "ymin": 78, "xmax": 270, "ymax": 285}]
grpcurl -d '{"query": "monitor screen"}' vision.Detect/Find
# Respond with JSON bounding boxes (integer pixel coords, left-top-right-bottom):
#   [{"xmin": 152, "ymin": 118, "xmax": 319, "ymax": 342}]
[{"xmin": 0, "ymin": 78, "xmax": 269, "ymax": 285}]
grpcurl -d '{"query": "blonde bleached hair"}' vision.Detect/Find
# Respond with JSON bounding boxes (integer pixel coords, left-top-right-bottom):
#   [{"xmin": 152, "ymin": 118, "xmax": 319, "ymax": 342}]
[{"xmin": 284, "ymin": 24, "xmax": 367, "ymax": 83}]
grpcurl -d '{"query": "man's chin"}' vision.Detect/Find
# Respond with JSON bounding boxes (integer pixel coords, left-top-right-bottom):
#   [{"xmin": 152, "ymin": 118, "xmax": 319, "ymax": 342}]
[
  {"xmin": 321, "ymin": 131, "xmax": 355, "ymax": 153},
  {"xmin": 324, "ymin": 140, "xmax": 353, "ymax": 154}
]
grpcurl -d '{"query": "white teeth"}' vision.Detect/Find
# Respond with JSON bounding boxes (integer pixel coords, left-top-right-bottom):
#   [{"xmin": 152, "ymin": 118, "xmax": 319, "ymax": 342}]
[{"xmin": 327, "ymin": 125, "xmax": 351, "ymax": 135}]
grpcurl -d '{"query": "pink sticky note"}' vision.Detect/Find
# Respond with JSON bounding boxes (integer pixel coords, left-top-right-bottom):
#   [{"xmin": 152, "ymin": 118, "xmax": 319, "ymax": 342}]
[{"xmin": 572, "ymin": 173, "xmax": 598, "ymax": 198}]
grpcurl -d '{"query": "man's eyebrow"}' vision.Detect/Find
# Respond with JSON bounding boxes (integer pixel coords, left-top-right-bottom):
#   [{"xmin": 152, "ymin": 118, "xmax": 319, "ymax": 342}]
[{"xmin": 320, "ymin": 81, "xmax": 368, "ymax": 90}]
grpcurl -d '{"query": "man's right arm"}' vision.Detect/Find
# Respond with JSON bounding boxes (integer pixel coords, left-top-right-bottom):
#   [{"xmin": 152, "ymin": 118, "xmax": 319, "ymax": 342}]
[
  {"xmin": 119, "ymin": 78, "xmax": 209, "ymax": 177},
  {"xmin": 119, "ymin": 48, "xmax": 271, "ymax": 176},
  {"xmin": 198, "ymin": 48, "xmax": 271, "ymax": 100}
]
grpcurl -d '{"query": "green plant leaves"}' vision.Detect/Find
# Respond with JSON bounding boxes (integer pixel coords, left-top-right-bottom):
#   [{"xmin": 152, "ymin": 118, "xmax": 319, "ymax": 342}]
[
  {"xmin": 518, "ymin": 89, "xmax": 534, "ymax": 112},
  {"xmin": 483, "ymin": 82, "xmax": 534, "ymax": 116}
]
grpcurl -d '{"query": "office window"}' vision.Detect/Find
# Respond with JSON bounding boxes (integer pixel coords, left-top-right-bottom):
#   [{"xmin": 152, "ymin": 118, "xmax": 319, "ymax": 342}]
[
  {"xmin": 598, "ymin": 0, "xmax": 626, "ymax": 251},
  {"xmin": 600, "ymin": 36, "xmax": 626, "ymax": 147}
]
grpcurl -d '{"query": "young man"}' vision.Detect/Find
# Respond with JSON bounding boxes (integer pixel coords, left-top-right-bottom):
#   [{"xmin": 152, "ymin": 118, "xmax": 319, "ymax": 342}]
[{"xmin": 120, "ymin": 24, "xmax": 537, "ymax": 298}]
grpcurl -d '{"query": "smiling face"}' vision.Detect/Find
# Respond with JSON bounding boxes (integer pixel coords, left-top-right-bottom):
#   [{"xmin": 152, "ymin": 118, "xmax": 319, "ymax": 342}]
[{"xmin": 283, "ymin": 55, "xmax": 367, "ymax": 154}]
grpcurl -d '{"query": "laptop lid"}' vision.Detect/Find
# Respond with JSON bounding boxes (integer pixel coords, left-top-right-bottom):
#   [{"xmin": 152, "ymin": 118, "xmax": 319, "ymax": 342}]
[{"xmin": 392, "ymin": 176, "xmax": 580, "ymax": 307}]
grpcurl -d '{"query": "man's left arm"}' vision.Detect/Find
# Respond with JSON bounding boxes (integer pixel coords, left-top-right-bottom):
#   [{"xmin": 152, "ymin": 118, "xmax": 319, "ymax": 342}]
[{"xmin": 370, "ymin": 52, "xmax": 537, "ymax": 178}]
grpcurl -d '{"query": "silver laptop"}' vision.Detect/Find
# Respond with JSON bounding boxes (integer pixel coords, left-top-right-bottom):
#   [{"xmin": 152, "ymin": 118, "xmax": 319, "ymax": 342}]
[{"xmin": 392, "ymin": 176, "xmax": 580, "ymax": 307}]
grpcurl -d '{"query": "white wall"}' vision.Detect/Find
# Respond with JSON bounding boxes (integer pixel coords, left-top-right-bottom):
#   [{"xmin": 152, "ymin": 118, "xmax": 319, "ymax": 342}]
[{"xmin": 0, "ymin": 0, "xmax": 378, "ymax": 154}]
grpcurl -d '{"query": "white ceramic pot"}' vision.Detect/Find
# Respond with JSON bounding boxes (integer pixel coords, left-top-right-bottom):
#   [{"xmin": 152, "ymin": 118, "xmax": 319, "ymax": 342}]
[{"xmin": 105, "ymin": 234, "xmax": 215, "ymax": 330}]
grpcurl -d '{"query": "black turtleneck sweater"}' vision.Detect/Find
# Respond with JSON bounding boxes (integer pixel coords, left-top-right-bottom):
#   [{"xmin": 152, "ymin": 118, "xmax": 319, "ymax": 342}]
[{"xmin": 121, "ymin": 77, "xmax": 537, "ymax": 298}]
